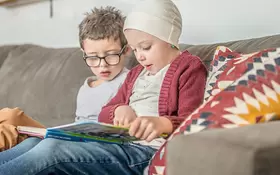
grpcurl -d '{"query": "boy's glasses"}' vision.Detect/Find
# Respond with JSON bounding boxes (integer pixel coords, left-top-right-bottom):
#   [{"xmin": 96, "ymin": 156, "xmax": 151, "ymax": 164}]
[{"xmin": 83, "ymin": 45, "xmax": 126, "ymax": 67}]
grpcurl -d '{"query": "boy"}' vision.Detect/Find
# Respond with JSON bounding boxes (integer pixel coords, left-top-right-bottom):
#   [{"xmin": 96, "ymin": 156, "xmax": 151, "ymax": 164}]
[
  {"xmin": 0, "ymin": 6, "xmax": 129, "ymax": 155},
  {"xmin": 75, "ymin": 6, "xmax": 129, "ymax": 122}
]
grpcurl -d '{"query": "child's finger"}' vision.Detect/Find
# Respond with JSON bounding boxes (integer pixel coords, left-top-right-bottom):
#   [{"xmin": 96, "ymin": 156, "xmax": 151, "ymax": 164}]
[
  {"xmin": 134, "ymin": 120, "xmax": 147, "ymax": 138},
  {"xmin": 129, "ymin": 119, "xmax": 141, "ymax": 136},
  {"xmin": 113, "ymin": 118, "xmax": 119, "ymax": 126},
  {"xmin": 141, "ymin": 124, "xmax": 153, "ymax": 140},
  {"xmin": 123, "ymin": 119, "xmax": 130, "ymax": 128},
  {"xmin": 146, "ymin": 131, "xmax": 158, "ymax": 142},
  {"xmin": 118, "ymin": 117, "xmax": 125, "ymax": 126}
]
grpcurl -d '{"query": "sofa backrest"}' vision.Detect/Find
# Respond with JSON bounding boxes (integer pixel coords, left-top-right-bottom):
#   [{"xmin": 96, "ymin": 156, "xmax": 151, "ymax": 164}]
[
  {"xmin": 180, "ymin": 34, "xmax": 280, "ymax": 69},
  {"xmin": 0, "ymin": 45, "xmax": 16, "ymax": 69}
]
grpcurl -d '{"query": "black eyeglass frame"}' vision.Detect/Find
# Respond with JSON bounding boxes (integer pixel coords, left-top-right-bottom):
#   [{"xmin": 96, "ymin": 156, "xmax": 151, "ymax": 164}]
[{"xmin": 82, "ymin": 45, "xmax": 127, "ymax": 67}]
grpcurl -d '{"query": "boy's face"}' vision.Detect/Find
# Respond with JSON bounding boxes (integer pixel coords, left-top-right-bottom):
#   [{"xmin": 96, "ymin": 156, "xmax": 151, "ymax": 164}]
[
  {"xmin": 82, "ymin": 38, "xmax": 126, "ymax": 81},
  {"xmin": 124, "ymin": 29, "xmax": 173, "ymax": 75}
]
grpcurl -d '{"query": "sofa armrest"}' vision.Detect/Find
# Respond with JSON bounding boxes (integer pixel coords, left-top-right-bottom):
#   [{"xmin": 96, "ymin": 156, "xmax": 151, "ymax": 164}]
[{"xmin": 167, "ymin": 121, "xmax": 280, "ymax": 175}]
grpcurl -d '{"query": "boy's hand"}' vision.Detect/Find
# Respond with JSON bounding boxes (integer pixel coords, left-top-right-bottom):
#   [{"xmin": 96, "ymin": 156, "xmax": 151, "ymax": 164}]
[
  {"xmin": 129, "ymin": 117, "xmax": 173, "ymax": 142},
  {"xmin": 113, "ymin": 105, "xmax": 137, "ymax": 127}
]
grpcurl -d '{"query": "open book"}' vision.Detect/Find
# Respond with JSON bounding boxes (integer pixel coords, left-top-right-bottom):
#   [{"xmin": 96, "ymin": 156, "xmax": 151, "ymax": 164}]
[{"xmin": 17, "ymin": 121, "xmax": 167, "ymax": 144}]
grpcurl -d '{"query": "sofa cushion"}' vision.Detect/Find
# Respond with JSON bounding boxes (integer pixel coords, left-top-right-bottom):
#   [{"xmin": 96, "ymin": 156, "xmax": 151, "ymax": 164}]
[
  {"xmin": 148, "ymin": 47, "xmax": 280, "ymax": 175},
  {"xmin": 204, "ymin": 46, "xmax": 240, "ymax": 101},
  {"xmin": 167, "ymin": 121, "xmax": 280, "ymax": 175},
  {"xmin": 206, "ymin": 46, "xmax": 279, "ymax": 104}
]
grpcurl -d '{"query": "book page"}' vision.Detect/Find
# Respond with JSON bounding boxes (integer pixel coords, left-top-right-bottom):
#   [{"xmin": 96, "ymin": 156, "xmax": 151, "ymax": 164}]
[{"xmin": 17, "ymin": 126, "xmax": 46, "ymax": 138}]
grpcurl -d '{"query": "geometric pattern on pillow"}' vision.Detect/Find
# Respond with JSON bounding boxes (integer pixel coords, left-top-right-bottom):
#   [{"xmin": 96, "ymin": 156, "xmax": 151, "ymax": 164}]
[
  {"xmin": 148, "ymin": 47, "xmax": 280, "ymax": 175},
  {"xmin": 209, "ymin": 49, "xmax": 274, "ymax": 100},
  {"xmin": 204, "ymin": 46, "xmax": 240, "ymax": 102}
]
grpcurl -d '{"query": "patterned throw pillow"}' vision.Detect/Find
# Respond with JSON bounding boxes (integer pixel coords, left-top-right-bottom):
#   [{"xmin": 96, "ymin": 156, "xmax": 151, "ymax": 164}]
[
  {"xmin": 204, "ymin": 46, "xmax": 240, "ymax": 101},
  {"xmin": 148, "ymin": 48, "xmax": 280, "ymax": 175}
]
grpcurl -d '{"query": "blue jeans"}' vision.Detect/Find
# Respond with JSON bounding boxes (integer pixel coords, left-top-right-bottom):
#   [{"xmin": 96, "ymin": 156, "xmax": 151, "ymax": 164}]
[
  {"xmin": 0, "ymin": 138, "xmax": 156, "ymax": 175},
  {"xmin": 0, "ymin": 137, "xmax": 41, "ymax": 165}
]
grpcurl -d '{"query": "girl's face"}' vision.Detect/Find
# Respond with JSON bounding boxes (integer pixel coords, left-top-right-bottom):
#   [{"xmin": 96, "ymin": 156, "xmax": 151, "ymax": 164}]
[{"xmin": 124, "ymin": 29, "xmax": 177, "ymax": 75}]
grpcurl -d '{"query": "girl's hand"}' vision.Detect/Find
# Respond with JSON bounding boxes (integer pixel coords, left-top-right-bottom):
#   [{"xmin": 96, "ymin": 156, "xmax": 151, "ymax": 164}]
[
  {"xmin": 129, "ymin": 117, "xmax": 173, "ymax": 142},
  {"xmin": 113, "ymin": 105, "xmax": 137, "ymax": 127}
]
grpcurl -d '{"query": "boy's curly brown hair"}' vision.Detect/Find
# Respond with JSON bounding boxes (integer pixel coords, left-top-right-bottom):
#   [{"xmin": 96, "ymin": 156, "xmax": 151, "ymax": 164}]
[{"xmin": 79, "ymin": 6, "xmax": 127, "ymax": 49}]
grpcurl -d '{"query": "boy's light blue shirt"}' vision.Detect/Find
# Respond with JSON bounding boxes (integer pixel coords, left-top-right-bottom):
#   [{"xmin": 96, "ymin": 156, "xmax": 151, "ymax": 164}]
[{"xmin": 75, "ymin": 68, "xmax": 129, "ymax": 122}]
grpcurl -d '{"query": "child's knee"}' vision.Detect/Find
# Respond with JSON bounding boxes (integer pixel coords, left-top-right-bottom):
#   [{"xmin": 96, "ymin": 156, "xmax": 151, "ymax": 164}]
[
  {"xmin": 40, "ymin": 138, "xmax": 62, "ymax": 149},
  {"xmin": 32, "ymin": 139, "xmax": 66, "ymax": 158}
]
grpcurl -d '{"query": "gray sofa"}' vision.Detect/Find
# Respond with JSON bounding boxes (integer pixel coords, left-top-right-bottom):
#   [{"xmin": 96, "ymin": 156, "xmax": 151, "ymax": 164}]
[{"xmin": 0, "ymin": 34, "xmax": 280, "ymax": 174}]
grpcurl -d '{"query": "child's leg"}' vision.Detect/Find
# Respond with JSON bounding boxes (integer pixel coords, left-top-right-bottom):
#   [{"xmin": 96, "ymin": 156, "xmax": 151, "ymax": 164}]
[
  {"xmin": 0, "ymin": 138, "xmax": 156, "ymax": 175},
  {"xmin": 0, "ymin": 137, "xmax": 41, "ymax": 165},
  {"xmin": 0, "ymin": 107, "xmax": 45, "ymax": 151}
]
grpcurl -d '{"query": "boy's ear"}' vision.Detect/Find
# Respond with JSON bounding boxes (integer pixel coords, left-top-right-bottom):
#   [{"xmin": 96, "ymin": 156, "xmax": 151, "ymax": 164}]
[{"xmin": 124, "ymin": 46, "xmax": 132, "ymax": 57}]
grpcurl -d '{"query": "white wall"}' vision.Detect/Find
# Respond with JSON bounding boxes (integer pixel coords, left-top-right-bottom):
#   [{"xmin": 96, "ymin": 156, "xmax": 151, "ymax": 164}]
[{"xmin": 0, "ymin": 0, "xmax": 279, "ymax": 48}]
